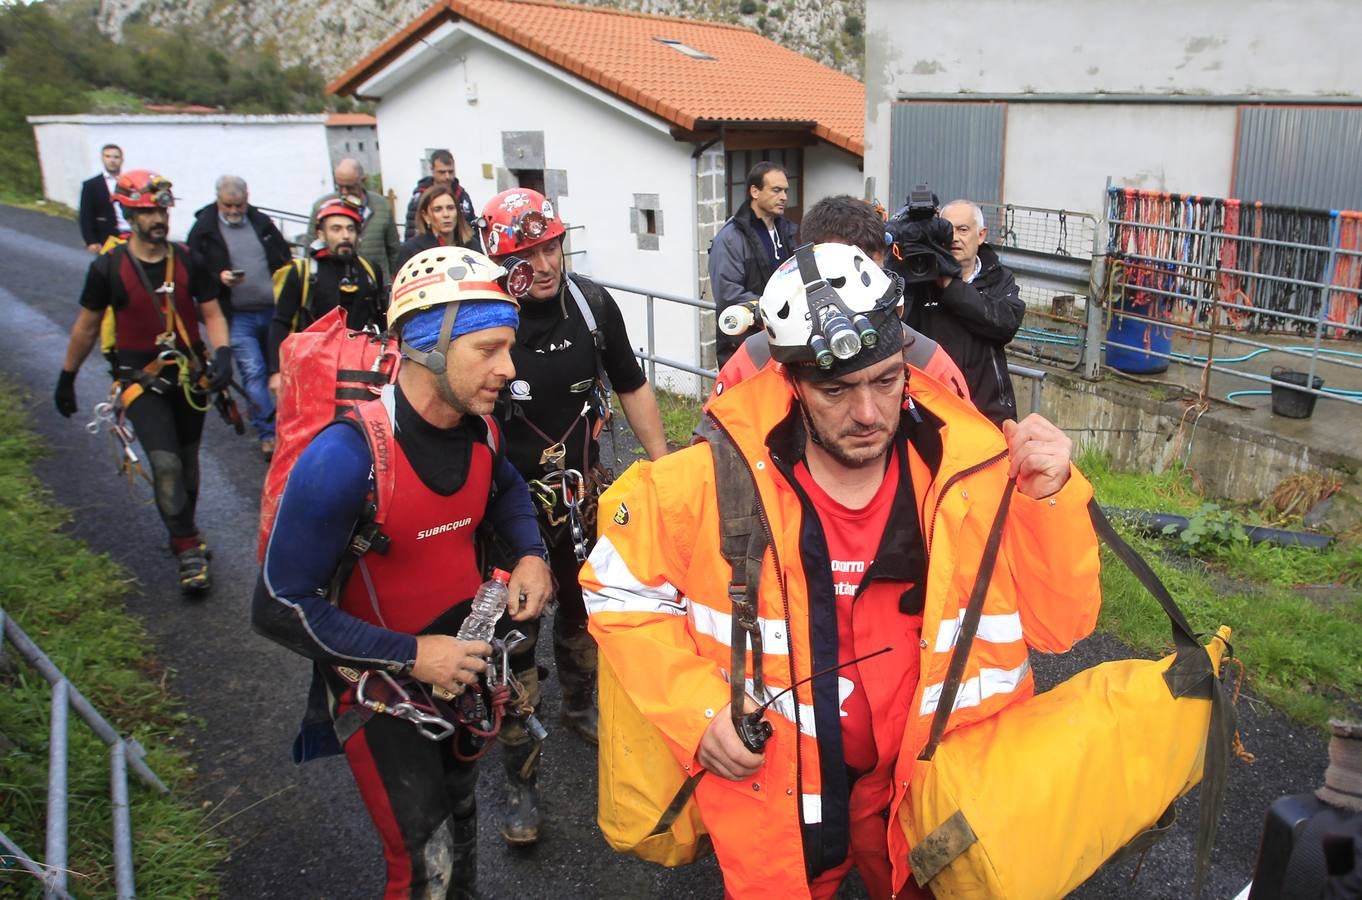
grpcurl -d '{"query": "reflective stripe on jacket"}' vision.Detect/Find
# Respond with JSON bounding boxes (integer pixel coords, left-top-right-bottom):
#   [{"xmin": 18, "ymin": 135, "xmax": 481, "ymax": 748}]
[{"xmin": 582, "ymin": 362, "xmax": 1101, "ymax": 898}]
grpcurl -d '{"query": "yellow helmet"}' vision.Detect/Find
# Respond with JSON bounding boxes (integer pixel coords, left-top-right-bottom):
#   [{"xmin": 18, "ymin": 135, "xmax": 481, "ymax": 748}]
[{"xmin": 388, "ymin": 247, "xmax": 519, "ymax": 331}]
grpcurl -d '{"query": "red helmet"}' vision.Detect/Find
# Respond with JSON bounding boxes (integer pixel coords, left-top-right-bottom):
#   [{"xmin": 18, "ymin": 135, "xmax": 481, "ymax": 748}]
[
  {"xmin": 316, "ymin": 197, "xmax": 365, "ymax": 227},
  {"xmin": 114, "ymin": 170, "xmax": 174, "ymax": 209},
  {"xmin": 479, "ymin": 189, "xmax": 564, "ymax": 257}
]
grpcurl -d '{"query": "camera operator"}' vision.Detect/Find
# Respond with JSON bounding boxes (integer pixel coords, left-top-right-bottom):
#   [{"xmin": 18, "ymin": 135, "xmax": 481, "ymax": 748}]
[{"xmin": 891, "ymin": 193, "xmax": 1024, "ymax": 426}]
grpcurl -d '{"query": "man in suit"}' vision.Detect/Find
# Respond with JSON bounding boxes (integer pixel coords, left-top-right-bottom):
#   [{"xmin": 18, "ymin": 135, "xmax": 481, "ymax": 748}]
[{"xmin": 79, "ymin": 144, "xmax": 129, "ymax": 252}]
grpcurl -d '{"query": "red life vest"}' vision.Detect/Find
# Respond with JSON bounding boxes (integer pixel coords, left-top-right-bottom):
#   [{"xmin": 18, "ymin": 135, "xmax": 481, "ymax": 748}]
[
  {"xmin": 111, "ymin": 243, "xmax": 200, "ymax": 354},
  {"xmin": 337, "ymin": 391, "xmax": 497, "ymax": 635}
]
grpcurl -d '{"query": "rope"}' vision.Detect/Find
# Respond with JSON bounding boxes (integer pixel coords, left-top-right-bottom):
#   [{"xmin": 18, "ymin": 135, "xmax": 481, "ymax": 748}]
[{"xmin": 1221, "ymin": 657, "xmax": 1257, "ymax": 765}]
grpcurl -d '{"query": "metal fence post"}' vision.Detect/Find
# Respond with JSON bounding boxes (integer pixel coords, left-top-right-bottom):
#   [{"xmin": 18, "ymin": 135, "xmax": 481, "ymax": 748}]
[
  {"xmin": 645, "ymin": 293, "xmax": 658, "ymax": 386},
  {"xmin": 111, "ymin": 740, "xmax": 135, "ymax": 900},
  {"xmin": 1306, "ymin": 213, "xmax": 1343, "ymax": 395},
  {"xmin": 46, "ymin": 679, "xmax": 69, "ymax": 900},
  {"xmin": 1082, "ymin": 180, "xmax": 1113, "ymax": 379}
]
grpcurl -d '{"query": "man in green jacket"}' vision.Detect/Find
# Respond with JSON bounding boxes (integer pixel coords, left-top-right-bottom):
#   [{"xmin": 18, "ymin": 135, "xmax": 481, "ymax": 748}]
[{"xmin": 308, "ymin": 158, "xmax": 399, "ymax": 283}]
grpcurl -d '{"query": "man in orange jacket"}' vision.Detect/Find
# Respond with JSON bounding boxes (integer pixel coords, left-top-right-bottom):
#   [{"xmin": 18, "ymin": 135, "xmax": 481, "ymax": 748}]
[{"xmin": 582, "ymin": 242, "xmax": 1102, "ymax": 898}]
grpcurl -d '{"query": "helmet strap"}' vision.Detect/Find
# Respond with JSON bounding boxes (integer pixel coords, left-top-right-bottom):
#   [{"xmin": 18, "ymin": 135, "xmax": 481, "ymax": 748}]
[
  {"xmin": 789, "ymin": 382, "xmax": 826, "ymax": 450},
  {"xmin": 400, "ymin": 300, "xmax": 467, "ymax": 412}
]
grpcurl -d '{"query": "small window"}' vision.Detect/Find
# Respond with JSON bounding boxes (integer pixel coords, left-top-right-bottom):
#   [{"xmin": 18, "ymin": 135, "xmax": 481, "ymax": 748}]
[
  {"xmin": 655, "ymin": 38, "xmax": 714, "ymax": 60},
  {"xmin": 643, "ymin": 209, "xmax": 657, "ymax": 235},
  {"xmin": 512, "ymin": 169, "xmax": 546, "ymax": 195},
  {"xmin": 358, "ymin": 141, "xmax": 365, "ymax": 152},
  {"xmin": 345, "ymin": 141, "xmax": 352, "ymax": 151}
]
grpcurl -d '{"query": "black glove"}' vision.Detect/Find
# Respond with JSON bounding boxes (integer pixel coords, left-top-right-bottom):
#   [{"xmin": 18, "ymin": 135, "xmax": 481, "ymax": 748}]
[
  {"xmin": 931, "ymin": 238, "xmax": 963, "ymax": 280},
  {"xmin": 206, "ymin": 346, "xmax": 233, "ymax": 393},
  {"xmin": 54, "ymin": 370, "xmax": 78, "ymax": 418}
]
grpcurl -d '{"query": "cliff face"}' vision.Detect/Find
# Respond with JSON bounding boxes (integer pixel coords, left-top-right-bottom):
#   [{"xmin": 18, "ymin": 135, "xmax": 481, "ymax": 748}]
[{"xmin": 94, "ymin": 0, "xmax": 866, "ymax": 81}]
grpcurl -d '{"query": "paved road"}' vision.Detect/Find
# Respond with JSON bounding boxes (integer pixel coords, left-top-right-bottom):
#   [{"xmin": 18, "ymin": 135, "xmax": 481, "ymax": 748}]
[{"xmin": 0, "ymin": 204, "xmax": 1331, "ymax": 899}]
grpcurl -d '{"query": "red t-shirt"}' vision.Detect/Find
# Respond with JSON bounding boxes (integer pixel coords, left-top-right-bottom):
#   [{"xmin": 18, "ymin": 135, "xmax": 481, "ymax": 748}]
[{"xmin": 793, "ymin": 450, "xmax": 899, "ymax": 775}]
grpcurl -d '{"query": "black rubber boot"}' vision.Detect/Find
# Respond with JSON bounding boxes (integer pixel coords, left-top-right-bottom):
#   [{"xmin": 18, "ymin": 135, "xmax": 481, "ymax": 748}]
[
  {"xmin": 499, "ymin": 739, "xmax": 542, "ymax": 846},
  {"xmin": 554, "ymin": 620, "xmax": 598, "ymax": 744},
  {"xmin": 450, "ymin": 812, "xmax": 479, "ymax": 900}
]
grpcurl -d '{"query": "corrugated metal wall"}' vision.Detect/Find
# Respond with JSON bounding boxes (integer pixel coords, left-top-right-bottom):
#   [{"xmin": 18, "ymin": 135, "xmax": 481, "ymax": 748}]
[
  {"xmin": 1233, "ymin": 107, "xmax": 1362, "ymax": 210},
  {"xmin": 888, "ymin": 102, "xmax": 1006, "ymax": 211}
]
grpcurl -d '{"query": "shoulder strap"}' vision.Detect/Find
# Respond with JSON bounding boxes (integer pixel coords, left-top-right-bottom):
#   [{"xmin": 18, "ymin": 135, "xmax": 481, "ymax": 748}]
[
  {"xmin": 701, "ymin": 419, "xmax": 770, "ymax": 726},
  {"xmin": 326, "ymin": 391, "xmax": 399, "ymax": 601},
  {"xmin": 357, "ymin": 257, "xmax": 377, "ymax": 284},
  {"xmin": 565, "ymin": 275, "xmax": 600, "ymax": 335}
]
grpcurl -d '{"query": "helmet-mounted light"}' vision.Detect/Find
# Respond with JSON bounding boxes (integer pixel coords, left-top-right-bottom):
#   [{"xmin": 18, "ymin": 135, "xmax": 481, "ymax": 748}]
[{"xmin": 499, "ymin": 255, "xmax": 534, "ymax": 299}]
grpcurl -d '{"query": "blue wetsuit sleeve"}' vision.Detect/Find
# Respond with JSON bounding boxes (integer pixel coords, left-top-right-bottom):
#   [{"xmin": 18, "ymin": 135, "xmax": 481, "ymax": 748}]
[
  {"xmin": 252, "ymin": 423, "xmax": 418, "ymax": 670},
  {"xmin": 486, "ymin": 451, "xmax": 548, "ymax": 561}
]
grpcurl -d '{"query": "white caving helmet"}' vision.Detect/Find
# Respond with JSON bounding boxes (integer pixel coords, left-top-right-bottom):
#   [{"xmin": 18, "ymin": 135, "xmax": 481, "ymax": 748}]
[{"xmin": 759, "ymin": 242, "xmax": 905, "ymax": 380}]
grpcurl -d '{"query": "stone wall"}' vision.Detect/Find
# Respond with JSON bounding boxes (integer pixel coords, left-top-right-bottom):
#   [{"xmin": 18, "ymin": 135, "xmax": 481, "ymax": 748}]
[
  {"xmin": 695, "ymin": 144, "xmax": 726, "ymax": 372},
  {"xmin": 1037, "ymin": 370, "xmax": 1361, "ymax": 503}
]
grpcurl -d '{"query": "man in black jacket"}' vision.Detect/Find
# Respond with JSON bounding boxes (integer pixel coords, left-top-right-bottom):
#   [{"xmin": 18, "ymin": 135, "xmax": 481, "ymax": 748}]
[
  {"xmin": 267, "ymin": 200, "xmax": 384, "ymax": 400},
  {"xmin": 79, "ymin": 144, "xmax": 127, "ymax": 252},
  {"xmin": 403, "ymin": 149, "xmax": 476, "ymax": 241},
  {"xmin": 707, "ymin": 161, "xmax": 798, "ymax": 367},
  {"xmin": 903, "ymin": 199, "xmax": 1024, "ymax": 426},
  {"xmin": 186, "ymin": 175, "xmax": 293, "ymax": 458}
]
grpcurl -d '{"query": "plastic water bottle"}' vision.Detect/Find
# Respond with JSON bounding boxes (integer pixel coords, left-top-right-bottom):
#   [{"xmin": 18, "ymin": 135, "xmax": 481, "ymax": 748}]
[{"xmin": 457, "ymin": 568, "xmax": 511, "ymax": 644}]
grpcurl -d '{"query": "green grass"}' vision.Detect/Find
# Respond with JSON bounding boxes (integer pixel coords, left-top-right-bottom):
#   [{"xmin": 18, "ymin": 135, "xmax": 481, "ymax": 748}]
[
  {"xmin": 0, "ymin": 384, "xmax": 222, "ymax": 897},
  {"xmin": 656, "ymin": 388, "xmax": 706, "ymax": 448},
  {"xmin": 1081, "ymin": 449, "xmax": 1362, "ymax": 729}
]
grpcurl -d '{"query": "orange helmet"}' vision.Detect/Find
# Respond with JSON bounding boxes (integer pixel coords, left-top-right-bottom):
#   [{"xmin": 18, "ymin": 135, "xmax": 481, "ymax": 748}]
[
  {"xmin": 478, "ymin": 188, "xmax": 564, "ymax": 257},
  {"xmin": 114, "ymin": 170, "xmax": 174, "ymax": 209},
  {"xmin": 316, "ymin": 197, "xmax": 365, "ymax": 227}
]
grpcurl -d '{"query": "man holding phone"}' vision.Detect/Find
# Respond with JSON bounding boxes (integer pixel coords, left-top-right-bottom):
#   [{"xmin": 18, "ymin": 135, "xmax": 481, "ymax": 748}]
[{"xmin": 187, "ymin": 175, "xmax": 292, "ymax": 458}]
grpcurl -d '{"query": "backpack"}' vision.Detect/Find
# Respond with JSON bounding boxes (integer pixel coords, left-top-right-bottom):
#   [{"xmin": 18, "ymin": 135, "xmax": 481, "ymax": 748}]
[
  {"xmin": 271, "ymin": 256, "xmax": 379, "ymax": 331},
  {"xmin": 256, "ymin": 306, "xmax": 400, "ymax": 561},
  {"xmin": 596, "ymin": 420, "xmax": 762, "ymax": 866}
]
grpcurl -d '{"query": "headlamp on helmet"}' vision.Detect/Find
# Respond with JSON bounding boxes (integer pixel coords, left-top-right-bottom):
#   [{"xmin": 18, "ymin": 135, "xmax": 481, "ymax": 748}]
[
  {"xmin": 115, "ymin": 170, "xmax": 176, "ymax": 209},
  {"xmin": 759, "ymin": 242, "xmax": 904, "ymax": 378},
  {"xmin": 478, "ymin": 189, "xmax": 566, "ymax": 257}
]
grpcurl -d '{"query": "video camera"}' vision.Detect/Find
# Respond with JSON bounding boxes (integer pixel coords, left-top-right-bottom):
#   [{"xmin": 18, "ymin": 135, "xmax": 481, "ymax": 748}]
[{"xmin": 885, "ymin": 184, "xmax": 961, "ymax": 285}]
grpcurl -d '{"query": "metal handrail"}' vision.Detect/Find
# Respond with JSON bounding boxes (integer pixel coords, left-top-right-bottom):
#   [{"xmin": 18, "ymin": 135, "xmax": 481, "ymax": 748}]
[
  {"xmin": 1, "ymin": 608, "xmax": 168, "ymax": 899},
  {"xmin": 589, "ymin": 279, "xmax": 1050, "ymax": 411}
]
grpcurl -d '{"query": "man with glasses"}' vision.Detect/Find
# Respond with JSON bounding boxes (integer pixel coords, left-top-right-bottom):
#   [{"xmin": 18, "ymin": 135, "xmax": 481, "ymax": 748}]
[{"xmin": 309, "ymin": 158, "xmax": 399, "ymax": 282}]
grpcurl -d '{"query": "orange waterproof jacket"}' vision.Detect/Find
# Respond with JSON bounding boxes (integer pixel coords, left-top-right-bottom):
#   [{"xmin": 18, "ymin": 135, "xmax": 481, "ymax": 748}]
[{"xmin": 582, "ymin": 363, "xmax": 1101, "ymax": 898}]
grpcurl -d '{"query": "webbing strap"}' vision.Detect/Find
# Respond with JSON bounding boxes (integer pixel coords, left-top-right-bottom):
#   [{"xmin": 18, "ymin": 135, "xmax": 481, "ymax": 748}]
[
  {"xmin": 918, "ymin": 479, "xmax": 1016, "ymax": 762},
  {"xmin": 706, "ymin": 426, "xmax": 769, "ymax": 729},
  {"xmin": 648, "ymin": 771, "xmax": 707, "ymax": 837},
  {"xmin": 916, "ymin": 488, "xmax": 1232, "ymax": 895}
]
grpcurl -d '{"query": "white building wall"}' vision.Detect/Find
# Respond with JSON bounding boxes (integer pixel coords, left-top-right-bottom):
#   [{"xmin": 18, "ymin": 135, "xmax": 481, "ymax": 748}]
[
  {"xmin": 864, "ymin": 0, "xmax": 1362, "ymax": 212},
  {"xmin": 802, "ymin": 142, "xmax": 865, "ymax": 208},
  {"xmin": 28, "ymin": 115, "xmax": 333, "ymax": 241},
  {"xmin": 372, "ymin": 28, "xmax": 702, "ymax": 387},
  {"xmin": 1003, "ymin": 104, "xmax": 1239, "ymax": 216}
]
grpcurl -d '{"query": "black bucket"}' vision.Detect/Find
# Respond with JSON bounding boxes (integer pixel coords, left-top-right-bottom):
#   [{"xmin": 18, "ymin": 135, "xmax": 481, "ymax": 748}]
[{"xmin": 1269, "ymin": 367, "xmax": 1325, "ymax": 419}]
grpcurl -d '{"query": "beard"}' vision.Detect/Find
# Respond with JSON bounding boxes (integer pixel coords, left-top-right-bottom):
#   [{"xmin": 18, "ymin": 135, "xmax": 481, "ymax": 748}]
[
  {"xmin": 137, "ymin": 223, "xmax": 169, "ymax": 246},
  {"xmin": 806, "ymin": 416, "xmax": 895, "ymax": 468},
  {"xmin": 332, "ymin": 241, "xmax": 355, "ymax": 256}
]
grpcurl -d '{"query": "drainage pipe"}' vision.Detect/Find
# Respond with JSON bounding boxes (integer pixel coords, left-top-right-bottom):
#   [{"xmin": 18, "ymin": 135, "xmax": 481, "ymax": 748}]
[{"xmin": 1103, "ymin": 507, "xmax": 1335, "ymax": 549}]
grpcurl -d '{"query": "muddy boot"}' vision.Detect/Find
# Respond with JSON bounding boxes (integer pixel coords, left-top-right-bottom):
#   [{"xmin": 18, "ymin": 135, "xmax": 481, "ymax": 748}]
[
  {"xmin": 500, "ymin": 739, "xmax": 542, "ymax": 845},
  {"xmin": 175, "ymin": 543, "xmax": 210, "ymax": 596},
  {"xmin": 449, "ymin": 812, "xmax": 479, "ymax": 900},
  {"xmin": 554, "ymin": 620, "xmax": 598, "ymax": 744}
]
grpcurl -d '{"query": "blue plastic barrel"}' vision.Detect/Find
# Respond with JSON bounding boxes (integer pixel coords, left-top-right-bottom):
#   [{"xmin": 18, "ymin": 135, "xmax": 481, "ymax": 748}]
[{"xmin": 1105, "ymin": 312, "xmax": 1171, "ymax": 374}]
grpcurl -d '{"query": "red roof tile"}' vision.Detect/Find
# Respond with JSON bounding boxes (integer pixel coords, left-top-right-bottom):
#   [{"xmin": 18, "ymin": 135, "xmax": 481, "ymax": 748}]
[
  {"xmin": 326, "ymin": 113, "xmax": 378, "ymax": 127},
  {"xmin": 329, "ymin": 0, "xmax": 864, "ymax": 155}
]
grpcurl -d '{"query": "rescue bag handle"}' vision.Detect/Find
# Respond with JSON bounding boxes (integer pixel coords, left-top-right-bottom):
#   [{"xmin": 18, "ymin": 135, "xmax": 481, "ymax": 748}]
[{"xmin": 919, "ymin": 488, "xmax": 1233, "ymax": 897}]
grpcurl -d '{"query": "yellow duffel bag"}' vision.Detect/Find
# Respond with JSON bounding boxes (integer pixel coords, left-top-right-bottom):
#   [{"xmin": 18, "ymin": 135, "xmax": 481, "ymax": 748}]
[
  {"xmin": 902, "ymin": 499, "xmax": 1238, "ymax": 899},
  {"xmin": 597, "ymin": 653, "xmax": 712, "ymax": 866}
]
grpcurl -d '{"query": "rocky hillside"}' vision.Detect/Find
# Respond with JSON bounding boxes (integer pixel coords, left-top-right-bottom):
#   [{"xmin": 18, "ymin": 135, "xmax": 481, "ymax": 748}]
[{"xmin": 93, "ymin": 0, "xmax": 866, "ymax": 80}]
